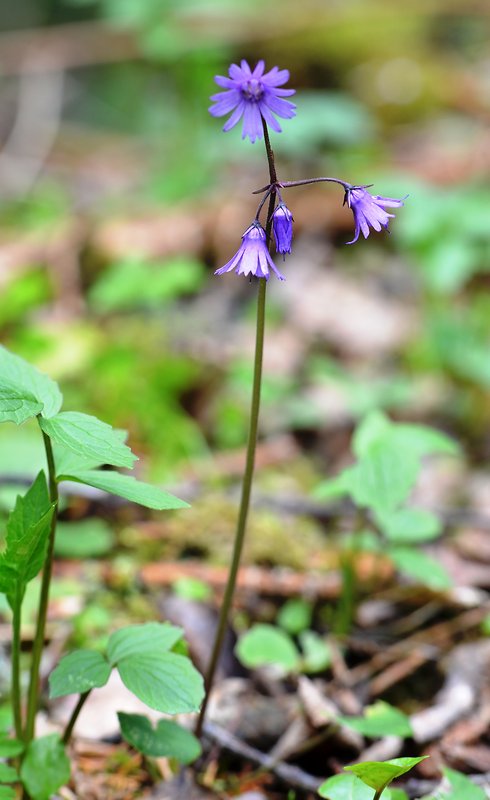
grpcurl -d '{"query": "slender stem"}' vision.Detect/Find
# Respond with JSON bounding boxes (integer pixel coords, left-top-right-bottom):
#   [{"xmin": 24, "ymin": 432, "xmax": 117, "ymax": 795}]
[
  {"xmin": 373, "ymin": 789, "xmax": 384, "ymax": 800},
  {"xmin": 62, "ymin": 691, "xmax": 90, "ymax": 745},
  {"xmin": 25, "ymin": 429, "xmax": 58, "ymax": 743},
  {"xmin": 195, "ymin": 119, "xmax": 277, "ymax": 739},
  {"xmin": 252, "ymin": 176, "xmax": 371, "ymax": 194},
  {"xmin": 11, "ymin": 590, "xmax": 23, "ymax": 740}
]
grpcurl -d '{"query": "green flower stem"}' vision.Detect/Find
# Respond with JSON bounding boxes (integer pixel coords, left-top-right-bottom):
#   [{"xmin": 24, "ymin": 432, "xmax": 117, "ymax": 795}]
[
  {"xmin": 62, "ymin": 691, "xmax": 90, "ymax": 745},
  {"xmin": 12, "ymin": 589, "xmax": 23, "ymax": 740},
  {"xmin": 373, "ymin": 790, "xmax": 384, "ymax": 800},
  {"xmin": 195, "ymin": 119, "xmax": 277, "ymax": 739},
  {"xmin": 25, "ymin": 428, "xmax": 58, "ymax": 743}
]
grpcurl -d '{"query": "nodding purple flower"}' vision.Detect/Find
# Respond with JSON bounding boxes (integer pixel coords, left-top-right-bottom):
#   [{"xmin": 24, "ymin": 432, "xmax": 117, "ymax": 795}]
[
  {"xmin": 209, "ymin": 59, "xmax": 296, "ymax": 144},
  {"xmin": 344, "ymin": 186, "xmax": 406, "ymax": 245},
  {"xmin": 215, "ymin": 222, "xmax": 285, "ymax": 281},
  {"xmin": 272, "ymin": 203, "xmax": 294, "ymax": 257}
]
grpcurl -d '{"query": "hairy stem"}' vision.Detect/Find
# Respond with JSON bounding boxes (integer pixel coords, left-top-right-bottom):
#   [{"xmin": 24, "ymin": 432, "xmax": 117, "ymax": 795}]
[
  {"xmin": 62, "ymin": 691, "xmax": 90, "ymax": 745},
  {"xmin": 25, "ymin": 429, "xmax": 58, "ymax": 743},
  {"xmin": 12, "ymin": 591, "xmax": 23, "ymax": 740},
  {"xmin": 195, "ymin": 118, "xmax": 276, "ymax": 738}
]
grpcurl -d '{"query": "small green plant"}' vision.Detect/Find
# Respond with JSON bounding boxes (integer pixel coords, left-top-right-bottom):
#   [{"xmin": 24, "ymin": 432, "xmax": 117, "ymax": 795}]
[
  {"xmin": 236, "ymin": 597, "xmax": 331, "ymax": 676},
  {"xmin": 319, "ymin": 757, "xmax": 427, "ymax": 800},
  {"xmin": 315, "ymin": 410, "xmax": 458, "ymax": 610},
  {"xmin": 0, "ymin": 346, "xmax": 203, "ymax": 798}
]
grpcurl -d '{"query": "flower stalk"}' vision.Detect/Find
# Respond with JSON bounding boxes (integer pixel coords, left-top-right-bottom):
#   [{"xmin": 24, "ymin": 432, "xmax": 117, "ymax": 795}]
[{"xmin": 196, "ymin": 117, "xmax": 277, "ymax": 738}]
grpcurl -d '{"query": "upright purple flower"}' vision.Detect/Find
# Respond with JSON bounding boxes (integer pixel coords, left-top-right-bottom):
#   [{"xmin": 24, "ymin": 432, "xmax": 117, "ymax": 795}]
[
  {"xmin": 215, "ymin": 222, "xmax": 285, "ymax": 281},
  {"xmin": 344, "ymin": 186, "xmax": 406, "ymax": 244},
  {"xmin": 209, "ymin": 60, "xmax": 296, "ymax": 143},
  {"xmin": 272, "ymin": 203, "xmax": 293, "ymax": 257}
]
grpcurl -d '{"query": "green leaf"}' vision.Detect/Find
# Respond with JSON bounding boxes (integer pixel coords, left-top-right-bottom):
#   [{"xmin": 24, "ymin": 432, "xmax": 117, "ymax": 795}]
[
  {"xmin": 442, "ymin": 767, "xmax": 487, "ymax": 800},
  {"xmin": 277, "ymin": 598, "xmax": 312, "ymax": 635},
  {"xmin": 49, "ymin": 650, "xmax": 112, "ymax": 698},
  {"xmin": 60, "ymin": 469, "xmax": 189, "ymax": 510},
  {"xmin": 0, "ymin": 346, "xmax": 62, "ymax": 419},
  {"xmin": 107, "ymin": 623, "xmax": 184, "ymax": 663},
  {"xmin": 345, "ymin": 757, "xmax": 428, "ymax": 794},
  {"xmin": 319, "ymin": 772, "xmax": 388, "ymax": 799},
  {"xmin": 345, "ymin": 443, "xmax": 420, "ymax": 516},
  {"xmin": 0, "ymin": 736, "xmax": 24, "ymax": 757},
  {"xmin": 299, "ymin": 630, "xmax": 331, "ymax": 673},
  {"xmin": 20, "ymin": 734, "xmax": 70, "ymax": 800},
  {"xmin": 39, "ymin": 412, "xmax": 137, "ymax": 469},
  {"xmin": 172, "ymin": 577, "xmax": 212, "ymax": 602},
  {"xmin": 54, "ymin": 519, "xmax": 116, "ymax": 558},
  {"xmin": 118, "ymin": 713, "xmax": 201, "ymax": 763},
  {"xmin": 0, "ymin": 472, "xmax": 54, "ymax": 602},
  {"xmin": 0, "ymin": 383, "xmax": 43, "ymax": 425},
  {"xmin": 52, "ymin": 427, "xmax": 129, "ymax": 474},
  {"xmin": 339, "ymin": 701, "xmax": 412, "ymax": 739},
  {"xmin": 236, "ymin": 624, "xmax": 300, "ymax": 673},
  {"xmin": 377, "ymin": 508, "xmax": 442, "ymax": 543},
  {"xmin": 353, "ymin": 410, "xmax": 392, "ymax": 458},
  {"xmin": 0, "ymin": 787, "xmax": 16, "ymax": 799},
  {"xmin": 389, "ymin": 547, "xmax": 452, "ymax": 589},
  {"xmin": 0, "ymin": 764, "xmax": 18, "ymax": 783},
  {"xmin": 117, "ymin": 652, "xmax": 204, "ymax": 714}
]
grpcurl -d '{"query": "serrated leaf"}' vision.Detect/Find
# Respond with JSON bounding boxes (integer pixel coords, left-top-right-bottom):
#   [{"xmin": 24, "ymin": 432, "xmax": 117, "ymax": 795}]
[
  {"xmin": 39, "ymin": 412, "xmax": 136, "ymax": 470},
  {"xmin": 339, "ymin": 701, "xmax": 412, "ymax": 739},
  {"xmin": 345, "ymin": 757, "xmax": 428, "ymax": 793},
  {"xmin": 49, "ymin": 650, "xmax": 112, "ymax": 698},
  {"xmin": 236, "ymin": 624, "xmax": 300, "ymax": 673},
  {"xmin": 0, "ymin": 472, "xmax": 54, "ymax": 601},
  {"xmin": 0, "ymin": 383, "xmax": 43, "ymax": 425},
  {"xmin": 60, "ymin": 469, "xmax": 189, "ymax": 510},
  {"xmin": 0, "ymin": 763, "xmax": 18, "ymax": 783},
  {"xmin": 52, "ymin": 428, "xmax": 129, "ymax": 474},
  {"xmin": 118, "ymin": 713, "xmax": 201, "ymax": 762},
  {"xmin": 0, "ymin": 736, "xmax": 24, "ymax": 757},
  {"xmin": 20, "ymin": 734, "xmax": 70, "ymax": 800},
  {"xmin": 377, "ymin": 508, "xmax": 442, "ymax": 543},
  {"xmin": 319, "ymin": 772, "xmax": 388, "ymax": 799},
  {"xmin": 442, "ymin": 767, "xmax": 486, "ymax": 800},
  {"xmin": 389, "ymin": 547, "xmax": 452, "ymax": 590},
  {"xmin": 0, "ymin": 346, "xmax": 62, "ymax": 419},
  {"xmin": 117, "ymin": 652, "xmax": 204, "ymax": 714},
  {"xmin": 107, "ymin": 623, "xmax": 184, "ymax": 664}
]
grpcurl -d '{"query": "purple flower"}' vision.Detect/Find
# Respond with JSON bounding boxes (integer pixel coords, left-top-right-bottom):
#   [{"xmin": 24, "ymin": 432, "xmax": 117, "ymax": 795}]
[
  {"xmin": 209, "ymin": 59, "xmax": 296, "ymax": 143},
  {"xmin": 272, "ymin": 203, "xmax": 293, "ymax": 257},
  {"xmin": 215, "ymin": 222, "xmax": 285, "ymax": 281},
  {"xmin": 344, "ymin": 186, "xmax": 406, "ymax": 245}
]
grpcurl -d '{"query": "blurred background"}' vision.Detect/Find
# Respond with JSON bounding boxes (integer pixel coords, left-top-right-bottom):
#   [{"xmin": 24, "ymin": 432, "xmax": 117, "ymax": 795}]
[{"xmin": 0, "ymin": 0, "xmax": 489, "ymax": 484}]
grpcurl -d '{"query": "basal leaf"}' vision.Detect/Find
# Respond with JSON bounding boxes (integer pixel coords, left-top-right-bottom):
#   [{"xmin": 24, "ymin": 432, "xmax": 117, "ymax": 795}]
[
  {"xmin": 345, "ymin": 757, "xmax": 428, "ymax": 793},
  {"xmin": 236, "ymin": 624, "xmax": 300, "ymax": 673},
  {"xmin": 442, "ymin": 767, "xmax": 486, "ymax": 800},
  {"xmin": 319, "ymin": 772, "xmax": 388, "ymax": 799},
  {"xmin": 377, "ymin": 508, "xmax": 442, "ymax": 543},
  {"xmin": 339, "ymin": 701, "xmax": 412, "ymax": 739},
  {"xmin": 0, "ymin": 383, "xmax": 43, "ymax": 425},
  {"xmin": 116, "ymin": 652, "xmax": 204, "ymax": 714},
  {"xmin": 0, "ymin": 764, "xmax": 18, "ymax": 783},
  {"xmin": 389, "ymin": 547, "xmax": 452, "ymax": 590},
  {"xmin": 107, "ymin": 623, "xmax": 184, "ymax": 664},
  {"xmin": 118, "ymin": 713, "xmax": 201, "ymax": 762},
  {"xmin": 0, "ymin": 787, "xmax": 16, "ymax": 799},
  {"xmin": 0, "ymin": 346, "xmax": 62, "ymax": 419},
  {"xmin": 20, "ymin": 734, "xmax": 70, "ymax": 800},
  {"xmin": 39, "ymin": 412, "xmax": 137, "ymax": 470},
  {"xmin": 0, "ymin": 736, "xmax": 24, "ymax": 757},
  {"xmin": 299, "ymin": 630, "xmax": 331, "ymax": 673},
  {"xmin": 49, "ymin": 650, "xmax": 112, "ymax": 698},
  {"xmin": 346, "ymin": 443, "xmax": 419, "ymax": 515},
  {"xmin": 0, "ymin": 472, "xmax": 54, "ymax": 601},
  {"xmin": 60, "ymin": 469, "xmax": 189, "ymax": 510}
]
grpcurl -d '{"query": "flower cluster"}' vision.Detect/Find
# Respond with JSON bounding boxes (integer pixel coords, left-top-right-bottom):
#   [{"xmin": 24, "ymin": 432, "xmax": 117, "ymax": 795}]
[{"xmin": 210, "ymin": 60, "xmax": 406, "ymax": 280}]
